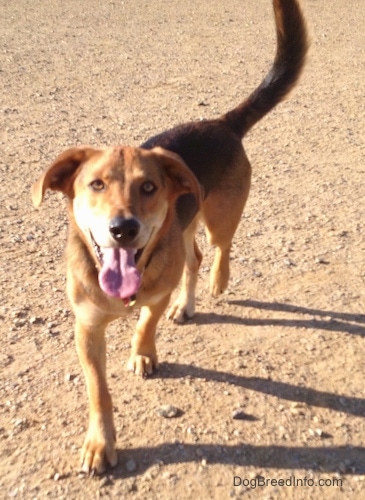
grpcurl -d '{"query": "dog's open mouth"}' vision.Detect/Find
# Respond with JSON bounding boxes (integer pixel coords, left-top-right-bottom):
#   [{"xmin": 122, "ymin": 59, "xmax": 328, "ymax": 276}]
[{"xmin": 90, "ymin": 232, "xmax": 143, "ymax": 304}]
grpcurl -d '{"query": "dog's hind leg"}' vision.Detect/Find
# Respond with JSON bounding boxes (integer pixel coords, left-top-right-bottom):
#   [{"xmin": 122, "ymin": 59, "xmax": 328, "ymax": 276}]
[
  {"xmin": 203, "ymin": 160, "xmax": 251, "ymax": 296},
  {"xmin": 167, "ymin": 216, "xmax": 202, "ymax": 323}
]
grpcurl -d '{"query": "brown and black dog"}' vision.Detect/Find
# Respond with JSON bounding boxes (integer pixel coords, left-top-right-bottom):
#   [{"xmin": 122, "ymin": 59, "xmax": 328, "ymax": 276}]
[{"xmin": 32, "ymin": 0, "xmax": 307, "ymax": 474}]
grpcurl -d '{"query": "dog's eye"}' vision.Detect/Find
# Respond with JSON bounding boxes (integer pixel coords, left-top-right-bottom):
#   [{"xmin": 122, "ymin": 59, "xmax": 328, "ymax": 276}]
[
  {"xmin": 141, "ymin": 181, "xmax": 156, "ymax": 195},
  {"xmin": 89, "ymin": 179, "xmax": 105, "ymax": 192}
]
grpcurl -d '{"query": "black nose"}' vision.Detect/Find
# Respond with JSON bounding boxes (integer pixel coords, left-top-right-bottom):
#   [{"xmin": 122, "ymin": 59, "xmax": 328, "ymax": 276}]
[{"xmin": 109, "ymin": 216, "xmax": 140, "ymax": 244}]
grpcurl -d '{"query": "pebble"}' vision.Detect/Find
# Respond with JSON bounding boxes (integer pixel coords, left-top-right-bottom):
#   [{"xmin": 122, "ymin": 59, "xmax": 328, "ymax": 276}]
[
  {"xmin": 125, "ymin": 459, "xmax": 137, "ymax": 473},
  {"xmin": 64, "ymin": 373, "xmax": 74, "ymax": 383},
  {"xmin": 14, "ymin": 418, "xmax": 25, "ymax": 427},
  {"xmin": 100, "ymin": 476, "xmax": 114, "ymax": 487},
  {"xmin": 315, "ymin": 257, "xmax": 330, "ymax": 265},
  {"xmin": 30, "ymin": 316, "xmax": 43, "ymax": 325},
  {"xmin": 283, "ymin": 258, "xmax": 296, "ymax": 267},
  {"xmin": 156, "ymin": 405, "xmax": 180, "ymax": 418},
  {"xmin": 232, "ymin": 409, "xmax": 255, "ymax": 421},
  {"xmin": 308, "ymin": 428, "xmax": 324, "ymax": 437},
  {"xmin": 13, "ymin": 319, "xmax": 26, "ymax": 328}
]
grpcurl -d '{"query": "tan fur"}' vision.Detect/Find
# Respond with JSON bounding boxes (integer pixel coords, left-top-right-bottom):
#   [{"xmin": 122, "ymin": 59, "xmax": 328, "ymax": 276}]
[{"xmin": 32, "ymin": 146, "xmax": 202, "ymax": 473}]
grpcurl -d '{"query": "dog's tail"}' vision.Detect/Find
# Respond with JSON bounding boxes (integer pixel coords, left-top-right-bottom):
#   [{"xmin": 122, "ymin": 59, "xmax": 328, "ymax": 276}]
[{"xmin": 223, "ymin": 0, "xmax": 308, "ymax": 137}]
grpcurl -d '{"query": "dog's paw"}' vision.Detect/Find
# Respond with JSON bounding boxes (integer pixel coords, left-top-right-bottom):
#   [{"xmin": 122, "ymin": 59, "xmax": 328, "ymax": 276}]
[
  {"xmin": 210, "ymin": 271, "xmax": 229, "ymax": 297},
  {"xmin": 210, "ymin": 281, "xmax": 225, "ymax": 296},
  {"xmin": 80, "ymin": 418, "xmax": 117, "ymax": 475},
  {"xmin": 167, "ymin": 298, "xmax": 195, "ymax": 324},
  {"xmin": 127, "ymin": 352, "xmax": 158, "ymax": 377}
]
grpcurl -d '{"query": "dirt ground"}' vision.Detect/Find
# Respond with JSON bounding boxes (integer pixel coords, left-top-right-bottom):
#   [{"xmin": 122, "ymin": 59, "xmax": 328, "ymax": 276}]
[{"xmin": 1, "ymin": 0, "xmax": 365, "ymax": 498}]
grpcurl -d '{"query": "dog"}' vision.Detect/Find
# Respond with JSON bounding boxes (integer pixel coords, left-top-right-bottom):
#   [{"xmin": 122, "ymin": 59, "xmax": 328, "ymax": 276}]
[{"xmin": 32, "ymin": 0, "xmax": 307, "ymax": 474}]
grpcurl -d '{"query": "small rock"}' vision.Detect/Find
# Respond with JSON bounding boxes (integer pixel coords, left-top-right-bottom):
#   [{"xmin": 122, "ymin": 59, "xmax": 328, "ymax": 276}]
[
  {"xmin": 156, "ymin": 405, "xmax": 181, "ymax": 418},
  {"xmin": 278, "ymin": 426, "xmax": 287, "ymax": 439},
  {"xmin": 125, "ymin": 459, "xmax": 137, "ymax": 473},
  {"xmin": 308, "ymin": 428, "xmax": 330, "ymax": 438},
  {"xmin": 232, "ymin": 409, "xmax": 257, "ymax": 421},
  {"xmin": 290, "ymin": 402, "xmax": 305, "ymax": 408},
  {"xmin": 315, "ymin": 257, "xmax": 330, "ymax": 265},
  {"xmin": 13, "ymin": 418, "xmax": 28, "ymax": 429},
  {"xmin": 162, "ymin": 471, "xmax": 175, "ymax": 480},
  {"xmin": 290, "ymin": 407, "xmax": 305, "ymax": 416},
  {"xmin": 13, "ymin": 319, "xmax": 26, "ymax": 328},
  {"xmin": 30, "ymin": 316, "xmax": 43, "ymax": 325},
  {"xmin": 100, "ymin": 476, "xmax": 114, "ymax": 487},
  {"xmin": 283, "ymin": 258, "xmax": 296, "ymax": 267},
  {"xmin": 12, "ymin": 310, "xmax": 27, "ymax": 319}
]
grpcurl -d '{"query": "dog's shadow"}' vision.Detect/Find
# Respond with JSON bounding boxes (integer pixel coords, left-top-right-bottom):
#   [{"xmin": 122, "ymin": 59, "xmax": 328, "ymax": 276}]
[
  {"xmin": 113, "ymin": 441, "xmax": 364, "ymax": 479},
  {"xmin": 109, "ymin": 300, "xmax": 365, "ymax": 479},
  {"xmin": 191, "ymin": 299, "xmax": 365, "ymax": 337},
  {"xmin": 109, "ymin": 360, "xmax": 365, "ymax": 479}
]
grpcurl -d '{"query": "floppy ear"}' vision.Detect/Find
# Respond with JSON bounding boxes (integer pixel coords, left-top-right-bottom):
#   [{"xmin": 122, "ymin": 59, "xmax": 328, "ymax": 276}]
[
  {"xmin": 31, "ymin": 146, "xmax": 98, "ymax": 207},
  {"xmin": 151, "ymin": 147, "xmax": 203, "ymax": 207}
]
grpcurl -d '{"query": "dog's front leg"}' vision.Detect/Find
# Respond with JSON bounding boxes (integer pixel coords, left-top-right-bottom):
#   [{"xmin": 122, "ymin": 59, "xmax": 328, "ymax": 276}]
[
  {"xmin": 128, "ymin": 294, "xmax": 171, "ymax": 377},
  {"xmin": 75, "ymin": 319, "xmax": 117, "ymax": 474}
]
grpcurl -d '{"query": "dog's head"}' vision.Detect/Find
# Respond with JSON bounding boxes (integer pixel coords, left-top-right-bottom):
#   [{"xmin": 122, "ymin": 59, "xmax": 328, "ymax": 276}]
[{"xmin": 32, "ymin": 146, "xmax": 202, "ymax": 302}]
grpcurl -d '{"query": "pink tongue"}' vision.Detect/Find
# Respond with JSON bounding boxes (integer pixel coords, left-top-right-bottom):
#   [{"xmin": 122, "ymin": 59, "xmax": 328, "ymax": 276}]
[{"xmin": 98, "ymin": 247, "xmax": 141, "ymax": 300}]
